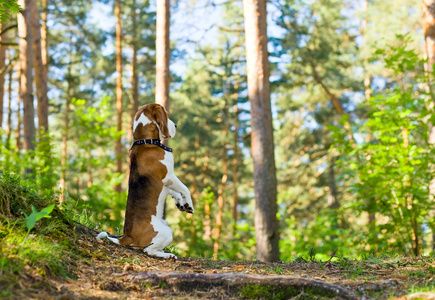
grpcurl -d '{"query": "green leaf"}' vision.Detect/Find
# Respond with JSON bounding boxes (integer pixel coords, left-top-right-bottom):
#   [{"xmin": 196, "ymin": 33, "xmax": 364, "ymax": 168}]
[
  {"xmin": 24, "ymin": 204, "xmax": 55, "ymax": 231},
  {"xmin": 26, "ymin": 212, "xmax": 37, "ymax": 231}
]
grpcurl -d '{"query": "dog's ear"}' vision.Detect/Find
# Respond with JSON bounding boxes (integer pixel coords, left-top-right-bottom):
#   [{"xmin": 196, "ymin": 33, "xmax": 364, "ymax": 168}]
[{"xmin": 154, "ymin": 106, "xmax": 170, "ymax": 139}]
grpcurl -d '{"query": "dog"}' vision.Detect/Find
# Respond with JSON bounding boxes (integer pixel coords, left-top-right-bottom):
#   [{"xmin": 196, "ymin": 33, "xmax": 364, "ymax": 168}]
[{"xmin": 97, "ymin": 103, "xmax": 194, "ymax": 259}]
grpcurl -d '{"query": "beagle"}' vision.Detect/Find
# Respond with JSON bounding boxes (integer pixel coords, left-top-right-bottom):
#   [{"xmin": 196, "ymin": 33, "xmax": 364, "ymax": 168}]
[{"xmin": 97, "ymin": 103, "xmax": 194, "ymax": 259}]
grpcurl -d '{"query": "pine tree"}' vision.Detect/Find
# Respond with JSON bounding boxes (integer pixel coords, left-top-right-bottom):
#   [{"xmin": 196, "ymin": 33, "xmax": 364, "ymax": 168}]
[
  {"xmin": 243, "ymin": 0, "xmax": 279, "ymax": 262},
  {"xmin": 115, "ymin": 0, "xmax": 123, "ymax": 193},
  {"xmin": 30, "ymin": 0, "xmax": 48, "ymax": 134},
  {"xmin": 18, "ymin": 0, "xmax": 35, "ymax": 151}
]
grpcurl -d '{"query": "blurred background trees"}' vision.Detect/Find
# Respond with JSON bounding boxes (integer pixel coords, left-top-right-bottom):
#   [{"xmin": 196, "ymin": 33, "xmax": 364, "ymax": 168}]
[{"xmin": 0, "ymin": 0, "xmax": 434, "ymax": 261}]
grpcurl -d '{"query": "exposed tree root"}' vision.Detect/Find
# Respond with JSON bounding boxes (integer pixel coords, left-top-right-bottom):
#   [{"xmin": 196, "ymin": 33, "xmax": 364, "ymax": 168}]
[{"xmin": 130, "ymin": 271, "xmax": 361, "ymax": 299}]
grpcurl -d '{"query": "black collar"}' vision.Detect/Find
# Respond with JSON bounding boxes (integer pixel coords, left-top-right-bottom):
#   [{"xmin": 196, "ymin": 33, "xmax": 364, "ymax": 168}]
[{"xmin": 130, "ymin": 139, "xmax": 173, "ymax": 152}]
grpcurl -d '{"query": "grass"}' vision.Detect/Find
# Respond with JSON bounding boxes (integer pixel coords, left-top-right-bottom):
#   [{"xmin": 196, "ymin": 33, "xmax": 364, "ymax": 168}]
[
  {"xmin": 2, "ymin": 171, "xmax": 435, "ymax": 299},
  {"xmin": 0, "ymin": 172, "xmax": 84, "ymax": 298},
  {"xmin": 409, "ymin": 282, "xmax": 435, "ymax": 294}
]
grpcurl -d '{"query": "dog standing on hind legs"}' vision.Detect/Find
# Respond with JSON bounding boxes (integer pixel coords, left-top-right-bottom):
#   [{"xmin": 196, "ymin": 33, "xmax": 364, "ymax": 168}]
[{"xmin": 97, "ymin": 103, "xmax": 194, "ymax": 259}]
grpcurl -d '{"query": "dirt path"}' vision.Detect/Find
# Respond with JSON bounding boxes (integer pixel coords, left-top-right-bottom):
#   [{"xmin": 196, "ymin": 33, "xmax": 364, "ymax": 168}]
[{"xmin": 17, "ymin": 225, "xmax": 435, "ymax": 299}]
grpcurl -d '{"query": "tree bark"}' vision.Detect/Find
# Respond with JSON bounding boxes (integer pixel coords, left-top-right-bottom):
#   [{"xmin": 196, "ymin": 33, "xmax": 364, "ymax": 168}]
[
  {"xmin": 41, "ymin": 0, "xmax": 48, "ymax": 71},
  {"xmin": 243, "ymin": 0, "xmax": 280, "ymax": 262},
  {"xmin": 29, "ymin": 0, "xmax": 48, "ymax": 134},
  {"xmin": 130, "ymin": 271, "xmax": 359, "ymax": 300},
  {"xmin": 328, "ymin": 155, "xmax": 339, "ymax": 239},
  {"xmin": 360, "ymin": 0, "xmax": 371, "ymax": 100},
  {"xmin": 422, "ymin": 0, "xmax": 435, "ymax": 251},
  {"xmin": 129, "ymin": 1, "xmax": 139, "ymax": 141},
  {"xmin": 59, "ymin": 66, "xmax": 73, "ymax": 204},
  {"xmin": 16, "ymin": 60, "xmax": 22, "ymax": 150},
  {"xmin": 6, "ymin": 56, "xmax": 13, "ymax": 150},
  {"xmin": 327, "ymin": 157, "xmax": 339, "ymax": 210},
  {"xmin": 0, "ymin": 22, "xmax": 6, "ymax": 131},
  {"xmin": 204, "ymin": 195, "xmax": 212, "ymax": 241},
  {"xmin": 155, "ymin": 0, "xmax": 170, "ymax": 219},
  {"xmin": 232, "ymin": 108, "xmax": 240, "ymax": 237},
  {"xmin": 423, "ymin": 0, "xmax": 435, "ymax": 70},
  {"xmin": 17, "ymin": 0, "xmax": 36, "ymax": 151},
  {"xmin": 59, "ymin": 95, "xmax": 69, "ymax": 204},
  {"xmin": 155, "ymin": 0, "xmax": 170, "ymax": 113},
  {"xmin": 115, "ymin": 0, "xmax": 123, "ymax": 193},
  {"xmin": 213, "ymin": 128, "xmax": 228, "ymax": 259}
]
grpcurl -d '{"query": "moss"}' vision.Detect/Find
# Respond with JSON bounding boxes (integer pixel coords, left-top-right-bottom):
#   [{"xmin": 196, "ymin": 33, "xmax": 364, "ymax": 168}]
[
  {"xmin": 0, "ymin": 172, "xmax": 83, "ymax": 298},
  {"xmin": 239, "ymin": 284, "xmax": 336, "ymax": 299},
  {"xmin": 159, "ymin": 281, "xmax": 168, "ymax": 289}
]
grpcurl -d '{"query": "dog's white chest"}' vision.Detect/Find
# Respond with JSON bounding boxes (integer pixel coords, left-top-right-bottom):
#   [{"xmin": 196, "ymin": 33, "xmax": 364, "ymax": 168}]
[{"xmin": 160, "ymin": 151, "xmax": 175, "ymax": 184}]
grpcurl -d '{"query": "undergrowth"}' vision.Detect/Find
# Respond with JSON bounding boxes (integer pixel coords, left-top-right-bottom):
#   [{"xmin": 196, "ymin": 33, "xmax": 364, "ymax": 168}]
[
  {"xmin": 2, "ymin": 171, "xmax": 435, "ymax": 299},
  {"xmin": 0, "ymin": 172, "xmax": 81, "ymax": 298}
]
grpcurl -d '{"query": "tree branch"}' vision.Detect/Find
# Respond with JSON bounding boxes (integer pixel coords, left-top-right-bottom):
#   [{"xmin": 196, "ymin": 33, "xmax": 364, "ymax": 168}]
[
  {"xmin": 0, "ymin": 24, "xmax": 18, "ymax": 36},
  {"xmin": 309, "ymin": 60, "xmax": 356, "ymax": 145},
  {"xmin": 214, "ymin": 24, "xmax": 244, "ymax": 33},
  {"xmin": 0, "ymin": 42, "xmax": 18, "ymax": 46}
]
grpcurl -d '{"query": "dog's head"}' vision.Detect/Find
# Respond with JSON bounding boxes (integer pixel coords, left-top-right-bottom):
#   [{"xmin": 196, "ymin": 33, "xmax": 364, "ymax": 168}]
[{"xmin": 133, "ymin": 103, "xmax": 177, "ymax": 141}]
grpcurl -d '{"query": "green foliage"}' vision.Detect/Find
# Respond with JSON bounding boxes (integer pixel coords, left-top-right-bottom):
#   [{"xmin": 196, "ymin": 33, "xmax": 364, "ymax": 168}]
[
  {"xmin": 0, "ymin": 171, "xmax": 53, "ymax": 217},
  {"xmin": 331, "ymin": 35, "xmax": 435, "ymax": 255},
  {"xmin": 0, "ymin": 0, "xmax": 428, "ymax": 265},
  {"xmin": 67, "ymin": 97, "xmax": 126, "ymax": 230},
  {"xmin": 0, "ymin": 173, "xmax": 78, "ymax": 298},
  {"xmin": 23, "ymin": 204, "xmax": 55, "ymax": 233},
  {"xmin": 0, "ymin": 0, "xmax": 21, "ymax": 23},
  {"xmin": 239, "ymin": 284, "xmax": 335, "ymax": 299}
]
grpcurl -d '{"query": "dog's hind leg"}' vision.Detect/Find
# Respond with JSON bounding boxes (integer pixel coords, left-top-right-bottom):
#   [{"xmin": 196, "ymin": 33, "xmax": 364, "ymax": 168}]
[{"xmin": 144, "ymin": 218, "xmax": 177, "ymax": 259}]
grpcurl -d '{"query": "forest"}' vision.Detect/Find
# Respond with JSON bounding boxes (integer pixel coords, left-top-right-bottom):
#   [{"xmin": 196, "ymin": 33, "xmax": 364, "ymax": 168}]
[{"xmin": 1, "ymin": 0, "xmax": 435, "ymax": 271}]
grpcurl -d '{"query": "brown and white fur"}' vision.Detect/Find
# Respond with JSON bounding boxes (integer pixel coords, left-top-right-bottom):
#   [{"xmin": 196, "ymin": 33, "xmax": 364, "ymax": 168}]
[{"xmin": 97, "ymin": 103, "xmax": 194, "ymax": 259}]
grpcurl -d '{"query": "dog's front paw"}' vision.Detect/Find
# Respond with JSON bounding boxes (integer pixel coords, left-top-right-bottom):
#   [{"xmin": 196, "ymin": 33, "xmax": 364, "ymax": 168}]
[
  {"xmin": 183, "ymin": 202, "xmax": 194, "ymax": 214},
  {"xmin": 181, "ymin": 195, "xmax": 194, "ymax": 214},
  {"xmin": 169, "ymin": 190, "xmax": 186, "ymax": 212}
]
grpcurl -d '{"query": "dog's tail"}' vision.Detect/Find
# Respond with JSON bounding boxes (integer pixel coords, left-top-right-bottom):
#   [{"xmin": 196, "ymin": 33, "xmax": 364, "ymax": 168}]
[{"xmin": 96, "ymin": 232, "xmax": 120, "ymax": 245}]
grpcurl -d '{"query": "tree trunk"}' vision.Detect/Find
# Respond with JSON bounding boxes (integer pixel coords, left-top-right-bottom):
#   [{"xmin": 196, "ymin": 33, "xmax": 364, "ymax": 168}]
[
  {"xmin": 328, "ymin": 157, "xmax": 339, "ymax": 210},
  {"xmin": 360, "ymin": 0, "xmax": 371, "ymax": 101},
  {"xmin": 155, "ymin": 0, "xmax": 170, "ymax": 113},
  {"xmin": 41, "ymin": 0, "xmax": 48, "ymax": 71},
  {"xmin": 129, "ymin": 1, "xmax": 139, "ymax": 141},
  {"xmin": 232, "ymin": 106, "xmax": 240, "ymax": 237},
  {"xmin": 189, "ymin": 135, "xmax": 199, "ymax": 243},
  {"xmin": 18, "ymin": 0, "xmax": 36, "ymax": 151},
  {"xmin": 0, "ymin": 23, "xmax": 6, "ymax": 132},
  {"xmin": 29, "ymin": 0, "xmax": 48, "ymax": 135},
  {"xmin": 243, "ymin": 0, "xmax": 280, "ymax": 262},
  {"xmin": 6, "ymin": 57, "xmax": 13, "ymax": 150},
  {"xmin": 328, "ymin": 156, "xmax": 339, "ymax": 239},
  {"xmin": 16, "ymin": 61, "xmax": 22, "ymax": 150},
  {"xmin": 155, "ymin": 0, "xmax": 170, "ymax": 219},
  {"xmin": 59, "ymin": 66, "xmax": 73, "ymax": 204},
  {"xmin": 203, "ymin": 156, "xmax": 212, "ymax": 241},
  {"xmin": 422, "ymin": 0, "xmax": 435, "ymax": 251},
  {"xmin": 59, "ymin": 98, "xmax": 69, "ymax": 204},
  {"xmin": 87, "ymin": 155, "xmax": 93, "ymax": 188},
  {"xmin": 423, "ymin": 0, "xmax": 435, "ymax": 69},
  {"xmin": 59, "ymin": 97, "xmax": 69, "ymax": 204},
  {"xmin": 115, "ymin": 0, "xmax": 123, "ymax": 193},
  {"xmin": 213, "ymin": 128, "xmax": 228, "ymax": 259}
]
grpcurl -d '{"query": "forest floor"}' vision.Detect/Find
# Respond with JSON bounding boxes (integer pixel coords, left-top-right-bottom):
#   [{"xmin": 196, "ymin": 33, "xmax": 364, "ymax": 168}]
[
  {"xmin": 1, "ymin": 176, "xmax": 434, "ymax": 300},
  {"xmin": 2, "ymin": 222, "xmax": 435, "ymax": 300}
]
